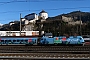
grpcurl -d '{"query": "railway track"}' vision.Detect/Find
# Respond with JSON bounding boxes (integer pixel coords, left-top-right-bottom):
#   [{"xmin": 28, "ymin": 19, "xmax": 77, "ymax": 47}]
[
  {"xmin": 0, "ymin": 46, "xmax": 89, "ymax": 59},
  {"xmin": 0, "ymin": 50, "xmax": 90, "ymax": 54},
  {"xmin": 0, "ymin": 46, "xmax": 89, "ymax": 54},
  {"xmin": 0, "ymin": 46, "xmax": 90, "ymax": 51},
  {"xmin": 0, "ymin": 53, "xmax": 89, "ymax": 59},
  {"xmin": 0, "ymin": 46, "xmax": 89, "ymax": 52},
  {"xmin": 0, "ymin": 51, "xmax": 89, "ymax": 54}
]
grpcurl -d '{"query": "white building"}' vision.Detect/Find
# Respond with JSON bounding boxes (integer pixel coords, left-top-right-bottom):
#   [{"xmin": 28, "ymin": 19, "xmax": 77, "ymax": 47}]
[
  {"xmin": 25, "ymin": 20, "xmax": 29, "ymax": 25},
  {"xmin": 39, "ymin": 10, "xmax": 48, "ymax": 19},
  {"xmin": 22, "ymin": 10, "xmax": 48, "ymax": 31},
  {"xmin": 24, "ymin": 10, "xmax": 48, "ymax": 23},
  {"xmin": 29, "ymin": 19, "xmax": 37, "ymax": 23},
  {"xmin": 24, "ymin": 13, "xmax": 38, "ymax": 21}
]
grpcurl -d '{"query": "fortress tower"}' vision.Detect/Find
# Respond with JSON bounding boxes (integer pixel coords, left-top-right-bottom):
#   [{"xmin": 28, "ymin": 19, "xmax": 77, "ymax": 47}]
[{"xmin": 39, "ymin": 10, "xmax": 48, "ymax": 19}]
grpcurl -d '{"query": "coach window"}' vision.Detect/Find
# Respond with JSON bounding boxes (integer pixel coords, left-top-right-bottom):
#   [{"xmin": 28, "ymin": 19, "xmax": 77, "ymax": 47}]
[
  {"xmin": 21, "ymin": 40, "xmax": 23, "ymax": 42},
  {"xmin": 25, "ymin": 40, "xmax": 27, "ymax": 42},
  {"xmin": 5, "ymin": 40, "xmax": 8, "ymax": 42},
  {"xmin": 1, "ymin": 40, "xmax": 4, "ymax": 42},
  {"xmin": 17, "ymin": 40, "xmax": 19, "ymax": 42},
  {"xmin": 35, "ymin": 40, "xmax": 36, "ymax": 43},
  {"xmin": 13, "ymin": 40, "xmax": 16, "ymax": 42},
  {"xmin": 8, "ymin": 40, "xmax": 11, "ymax": 42}
]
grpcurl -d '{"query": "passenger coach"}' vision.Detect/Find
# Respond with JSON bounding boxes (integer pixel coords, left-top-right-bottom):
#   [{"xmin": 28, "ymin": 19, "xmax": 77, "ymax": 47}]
[{"xmin": 0, "ymin": 36, "xmax": 38, "ymax": 45}]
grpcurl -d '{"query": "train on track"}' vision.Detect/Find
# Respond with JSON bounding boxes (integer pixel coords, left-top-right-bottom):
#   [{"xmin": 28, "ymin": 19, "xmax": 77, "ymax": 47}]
[{"xmin": 0, "ymin": 33, "xmax": 85, "ymax": 46}]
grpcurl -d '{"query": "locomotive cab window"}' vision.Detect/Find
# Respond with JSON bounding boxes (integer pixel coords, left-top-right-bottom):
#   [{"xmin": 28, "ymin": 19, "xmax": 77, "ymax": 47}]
[{"xmin": 79, "ymin": 38, "xmax": 82, "ymax": 40}]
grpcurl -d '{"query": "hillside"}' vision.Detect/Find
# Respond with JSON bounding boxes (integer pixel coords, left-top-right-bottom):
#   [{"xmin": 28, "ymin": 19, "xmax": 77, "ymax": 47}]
[{"xmin": 47, "ymin": 11, "xmax": 90, "ymax": 22}]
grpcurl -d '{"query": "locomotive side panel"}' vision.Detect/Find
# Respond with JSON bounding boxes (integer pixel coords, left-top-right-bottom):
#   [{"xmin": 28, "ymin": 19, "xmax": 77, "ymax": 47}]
[
  {"xmin": 54, "ymin": 37, "xmax": 62, "ymax": 45},
  {"xmin": 40, "ymin": 37, "xmax": 54, "ymax": 45},
  {"xmin": 67, "ymin": 36, "xmax": 85, "ymax": 45}
]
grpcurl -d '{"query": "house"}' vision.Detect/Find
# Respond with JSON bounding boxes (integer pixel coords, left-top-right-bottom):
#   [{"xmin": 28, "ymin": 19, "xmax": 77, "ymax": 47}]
[{"xmin": 24, "ymin": 13, "xmax": 38, "ymax": 22}]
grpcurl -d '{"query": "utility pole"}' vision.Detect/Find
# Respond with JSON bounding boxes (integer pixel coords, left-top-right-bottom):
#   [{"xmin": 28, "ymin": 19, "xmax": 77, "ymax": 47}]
[{"xmin": 20, "ymin": 13, "xmax": 22, "ymax": 36}]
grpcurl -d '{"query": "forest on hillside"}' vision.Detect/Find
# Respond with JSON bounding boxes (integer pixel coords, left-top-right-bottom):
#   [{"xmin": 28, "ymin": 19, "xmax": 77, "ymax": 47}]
[{"xmin": 36, "ymin": 20, "xmax": 90, "ymax": 36}]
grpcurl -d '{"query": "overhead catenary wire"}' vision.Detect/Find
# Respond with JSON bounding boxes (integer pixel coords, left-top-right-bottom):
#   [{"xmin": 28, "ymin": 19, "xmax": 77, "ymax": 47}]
[
  {"xmin": 0, "ymin": 0, "xmax": 89, "ymax": 6},
  {"xmin": 0, "ymin": 0, "xmax": 89, "ymax": 14},
  {"xmin": 0, "ymin": 0, "xmax": 89, "ymax": 4},
  {"xmin": 0, "ymin": 7, "xmax": 90, "ymax": 14},
  {"xmin": 0, "ymin": 0, "xmax": 29, "ymax": 6}
]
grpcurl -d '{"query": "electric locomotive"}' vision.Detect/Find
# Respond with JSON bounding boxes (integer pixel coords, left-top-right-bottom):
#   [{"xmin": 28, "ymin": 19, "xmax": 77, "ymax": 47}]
[{"xmin": 39, "ymin": 35, "xmax": 85, "ymax": 45}]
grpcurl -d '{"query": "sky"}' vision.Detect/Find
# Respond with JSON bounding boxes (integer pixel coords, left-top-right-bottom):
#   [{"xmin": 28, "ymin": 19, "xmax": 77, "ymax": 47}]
[{"xmin": 0, "ymin": 0, "xmax": 90, "ymax": 24}]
